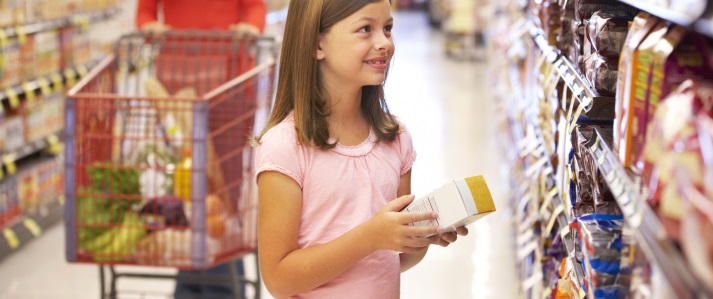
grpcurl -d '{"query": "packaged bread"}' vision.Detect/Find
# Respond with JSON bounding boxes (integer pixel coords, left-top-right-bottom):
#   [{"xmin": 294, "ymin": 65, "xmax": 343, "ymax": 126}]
[
  {"xmin": 585, "ymin": 11, "xmax": 634, "ymax": 58},
  {"xmin": 584, "ymin": 54, "xmax": 619, "ymax": 97}
]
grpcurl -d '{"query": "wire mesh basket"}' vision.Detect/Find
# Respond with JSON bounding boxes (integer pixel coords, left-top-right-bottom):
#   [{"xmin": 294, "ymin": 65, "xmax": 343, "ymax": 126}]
[{"xmin": 64, "ymin": 31, "xmax": 276, "ymax": 271}]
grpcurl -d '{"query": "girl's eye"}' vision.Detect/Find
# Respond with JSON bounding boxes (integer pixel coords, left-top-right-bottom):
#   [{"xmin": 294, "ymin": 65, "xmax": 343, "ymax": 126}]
[
  {"xmin": 384, "ymin": 24, "xmax": 393, "ymax": 32},
  {"xmin": 358, "ymin": 25, "xmax": 371, "ymax": 33}
]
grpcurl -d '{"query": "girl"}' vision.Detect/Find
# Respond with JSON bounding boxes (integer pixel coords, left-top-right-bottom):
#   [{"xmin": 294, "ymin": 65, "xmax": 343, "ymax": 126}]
[{"xmin": 255, "ymin": 0, "xmax": 468, "ymax": 298}]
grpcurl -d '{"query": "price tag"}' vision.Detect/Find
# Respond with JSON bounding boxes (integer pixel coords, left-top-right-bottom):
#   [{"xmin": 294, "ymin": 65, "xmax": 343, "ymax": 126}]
[
  {"xmin": 0, "ymin": 31, "xmax": 6, "ymax": 70},
  {"xmin": 5, "ymin": 88, "xmax": 19, "ymax": 108},
  {"xmin": 58, "ymin": 195, "xmax": 65, "ymax": 206},
  {"xmin": 545, "ymin": 204, "xmax": 565, "ymax": 235},
  {"xmin": 2, "ymin": 154, "xmax": 16, "ymax": 175},
  {"xmin": 560, "ymin": 224, "xmax": 571, "ymax": 239},
  {"xmin": 517, "ymin": 240, "xmax": 538, "ymax": 260},
  {"xmin": 525, "ymin": 156, "xmax": 549, "ymax": 178},
  {"xmin": 22, "ymin": 82, "xmax": 36, "ymax": 103},
  {"xmin": 561, "ymin": 80, "xmax": 569, "ymax": 112},
  {"xmin": 15, "ymin": 26, "xmax": 26, "ymax": 45},
  {"xmin": 597, "ymin": 152, "xmax": 606, "ymax": 166},
  {"xmin": 23, "ymin": 218, "xmax": 41, "ymax": 237},
  {"xmin": 37, "ymin": 78, "xmax": 51, "ymax": 96},
  {"xmin": 77, "ymin": 65, "xmax": 88, "ymax": 78},
  {"xmin": 516, "ymin": 229, "xmax": 534, "ymax": 246},
  {"xmin": 64, "ymin": 69, "xmax": 77, "ymax": 88},
  {"xmin": 0, "ymin": 30, "xmax": 7, "ymax": 48},
  {"xmin": 3, "ymin": 228, "xmax": 19, "ymax": 249},
  {"xmin": 522, "ymin": 271, "xmax": 544, "ymax": 290},
  {"xmin": 591, "ymin": 137, "xmax": 600, "ymax": 152},
  {"xmin": 47, "ymin": 134, "xmax": 61, "ymax": 154},
  {"xmin": 539, "ymin": 187, "xmax": 558, "ymax": 215},
  {"xmin": 51, "ymin": 73, "xmax": 64, "ymax": 92},
  {"xmin": 569, "ymin": 97, "xmax": 592, "ymax": 134}
]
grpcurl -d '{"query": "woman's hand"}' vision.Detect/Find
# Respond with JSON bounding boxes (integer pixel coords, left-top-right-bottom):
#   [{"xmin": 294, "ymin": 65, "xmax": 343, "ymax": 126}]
[
  {"xmin": 229, "ymin": 23, "xmax": 260, "ymax": 36},
  {"xmin": 141, "ymin": 21, "xmax": 170, "ymax": 33},
  {"xmin": 432, "ymin": 226, "xmax": 469, "ymax": 247},
  {"xmin": 363, "ymin": 194, "xmax": 442, "ymax": 253}
]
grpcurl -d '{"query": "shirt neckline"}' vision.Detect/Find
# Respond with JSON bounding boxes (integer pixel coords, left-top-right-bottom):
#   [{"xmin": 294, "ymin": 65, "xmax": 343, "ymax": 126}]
[{"xmin": 328, "ymin": 128, "xmax": 377, "ymax": 157}]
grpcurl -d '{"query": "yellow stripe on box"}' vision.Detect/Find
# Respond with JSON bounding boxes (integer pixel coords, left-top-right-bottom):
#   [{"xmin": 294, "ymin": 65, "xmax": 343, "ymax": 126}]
[{"xmin": 464, "ymin": 176, "xmax": 496, "ymax": 213}]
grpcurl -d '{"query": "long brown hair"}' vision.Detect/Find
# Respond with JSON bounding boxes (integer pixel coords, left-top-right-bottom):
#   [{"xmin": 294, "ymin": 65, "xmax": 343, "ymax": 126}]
[{"xmin": 255, "ymin": 0, "xmax": 399, "ymax": 149}]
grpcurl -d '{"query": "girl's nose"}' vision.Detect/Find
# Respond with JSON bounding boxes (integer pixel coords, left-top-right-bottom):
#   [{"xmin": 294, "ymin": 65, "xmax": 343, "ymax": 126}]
[{"xmin": 374, "ymin": 32, "xmax": 392, "ymax": 51}]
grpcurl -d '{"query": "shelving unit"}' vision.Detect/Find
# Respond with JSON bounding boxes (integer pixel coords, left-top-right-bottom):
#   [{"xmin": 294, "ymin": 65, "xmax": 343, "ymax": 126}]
[
  {"xmin": 0, "ymin": 8, "xmax": 119, "ymax": 40},
  {"xmin": 0, "ymin": 195, "xmax": 63, "ymax": 262},
  {"xmin": 0, "ymin": 3, "xmax": 123, "ymax": 262},
  {"xmin": 516, "ymin": 14, "xmax": 713, "ymax": 299}
]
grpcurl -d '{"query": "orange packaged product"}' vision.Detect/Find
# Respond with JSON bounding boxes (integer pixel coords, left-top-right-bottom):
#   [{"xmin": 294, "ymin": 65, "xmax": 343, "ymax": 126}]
[
  {"xmin": 618, "ymin": 20, "xmax": 669, "ymax": 168},
  {"xmin": 614, "ymin": 12, "xmax": 657, "ymax": 153}
]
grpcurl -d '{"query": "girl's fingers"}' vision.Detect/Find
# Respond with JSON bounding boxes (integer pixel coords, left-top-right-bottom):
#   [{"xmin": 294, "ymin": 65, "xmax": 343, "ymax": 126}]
[
  {"xmin": 455, "ymin": 226, "xmax": 469, "ymax": 236},
  {"xmin": 401, "ymin": 211, "xmax": 438, "ymax": 225},
  {"xmin": 440, "ymin": 232, "xmax": 457, "ymax": 243},
  {"xmin": 404, "ymin": 236, "xmax": 434, "ymax": 248},
  {"xmin": 404, "ymin": 225, "xmax": 441, "ymax": 237}
]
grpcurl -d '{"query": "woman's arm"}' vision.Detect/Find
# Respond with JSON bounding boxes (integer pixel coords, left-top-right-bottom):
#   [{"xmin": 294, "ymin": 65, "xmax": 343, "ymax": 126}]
[
  {"xmin": 258, "ymin": 171, "xmax": 439, "ymax": 298},
  {"xmin": 238, "ymin": 0, "xmax": 267, "ymax": 32},
  {"xmin": 136, "ymin": 0, "xmax": 159, "ymax": 29}
]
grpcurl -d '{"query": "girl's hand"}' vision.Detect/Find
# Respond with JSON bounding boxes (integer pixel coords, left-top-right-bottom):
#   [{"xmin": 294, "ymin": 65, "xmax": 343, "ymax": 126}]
[
  {"xmin": 433, "ymin": 226, "xmax": 469, "ymax": 247},
  {"xmin": 365, "ymin": 194, "xmax": 442, "ymax": 253}
]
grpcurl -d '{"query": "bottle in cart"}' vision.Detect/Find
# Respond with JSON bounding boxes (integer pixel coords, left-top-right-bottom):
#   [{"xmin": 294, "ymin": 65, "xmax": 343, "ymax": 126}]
[{"xmin": 173, "ymin": 147, "xmax": 192, "ymax": 201}]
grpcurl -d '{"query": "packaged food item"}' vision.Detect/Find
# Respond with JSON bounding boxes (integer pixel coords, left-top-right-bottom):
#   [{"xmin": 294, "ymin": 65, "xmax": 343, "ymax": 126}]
[
  {"xmin": 574, "ymin": 0, "xmax": 639, "ymax": 22},
  {"xmin": 619, "ymin": 21, "xmax": 669, "ymax": 168},
  {"xmin": 585, "ymin": 11, "xmax": 634, "ymax": 58},
  {"xmin": 645, "ymin": 29, "xmax": 713, "ymax": 145},
  {"xmin": 584, "ymin": 54, "xmax": 619, "ymax": 97},
  {"xmin": 614, "ymin": 12, "xmax": 658, "ymax": 154},
  {"xmin": 403, "ymin": 175, "xmax": 496, "ymax": 234},
  {"xmin": 641, "ymin": 80, "xmax": 713, "ymax": 241},
  {"xmin": 573, "ymin": 214, "xmax": 628, "ymax": 299}
]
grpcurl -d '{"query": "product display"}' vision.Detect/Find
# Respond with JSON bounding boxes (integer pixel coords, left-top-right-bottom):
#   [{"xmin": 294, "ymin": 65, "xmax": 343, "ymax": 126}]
[{"xmin": 492, "ymin": 0, "xmax": 713, "ymax": 297}]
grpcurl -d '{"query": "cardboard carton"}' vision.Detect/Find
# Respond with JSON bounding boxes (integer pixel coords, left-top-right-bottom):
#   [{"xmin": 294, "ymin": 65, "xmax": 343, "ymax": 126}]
[{"xmin": 403, "ymin": 175, "xmax": 496, "ymax": 235}]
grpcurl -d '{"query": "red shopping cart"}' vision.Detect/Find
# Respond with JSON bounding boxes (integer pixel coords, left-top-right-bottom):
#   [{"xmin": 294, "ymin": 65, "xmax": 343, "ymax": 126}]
[{"xmin": 64, "ymin": 31, "xmax": 276, "ymax": 298}]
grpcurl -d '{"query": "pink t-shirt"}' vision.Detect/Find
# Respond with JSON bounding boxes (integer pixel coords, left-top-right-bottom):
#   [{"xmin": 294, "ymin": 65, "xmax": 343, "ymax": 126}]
[{"xmin": 255, "ymin": 114, "xmax": 417, "ymax": 299}]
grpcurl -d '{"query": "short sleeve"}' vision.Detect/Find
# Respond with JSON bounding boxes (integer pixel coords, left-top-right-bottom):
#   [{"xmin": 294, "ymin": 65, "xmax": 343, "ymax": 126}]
[
  {"xmin": 397, "ymin": 124, "xmax": 417, "ymax": 176},
  {"xmin": 255, "ymin": 124, "xmax": 304, "ymax": 188}
]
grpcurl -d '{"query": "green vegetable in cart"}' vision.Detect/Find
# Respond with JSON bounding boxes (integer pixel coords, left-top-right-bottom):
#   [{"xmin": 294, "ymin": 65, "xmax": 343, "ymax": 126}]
[{"xmin": 92, "ymin": 211, "xmax": 147, "ymax": 263}]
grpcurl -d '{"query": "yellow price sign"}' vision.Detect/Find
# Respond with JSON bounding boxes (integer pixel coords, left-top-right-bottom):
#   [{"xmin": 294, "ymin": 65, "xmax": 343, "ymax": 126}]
[
  {"xmin": 0, "ymin": 30, "xmax": 7, "ymax": 48},
  {"xmin": 2, "ymin": 154, "xmax": 16, "ymax": 175},
  {"xmin": 22, "ymin": 82, "xmax": 36, "ymax": 103},
  {"xmin": 3, "ymin": 228, "xmax": 19, "ymax": 249},
  {"xmin": 15, "ymin": 26, "xmax": 26, "ymax": 45},
  {"xmin": 23, "ymin": 218, "xmax": 42, "ymax": 237},
  {"xmin": 47, "ymin": 134, "xmax": 62, "ymax": 154},
  {"xmin": 64, "ymin": 69, "xmax": 77, "ymax": 88},
  {"xmin": 77, "ymin": 65, "xmax": 88, "ymax": 78},
  {"xmin": 51, "ymin": 73, "xmax": 64, "ymax": 92},
  {"xmin": 37, "ymin": 78, "xmax": 52, "ymax": 96},
  {"xmin": 58, "ymin": 195, "xmax": 66, "ymax": 206},
  {"xmin": 5, "ymin": 88, "xmax": 19, "ymax": 108}
]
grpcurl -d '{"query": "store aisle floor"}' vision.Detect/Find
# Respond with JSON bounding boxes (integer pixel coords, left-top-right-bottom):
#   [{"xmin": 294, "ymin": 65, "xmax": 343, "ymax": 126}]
[{"xmin": 0, "ymin": 11, "xmax": 516, "ymax": 299}]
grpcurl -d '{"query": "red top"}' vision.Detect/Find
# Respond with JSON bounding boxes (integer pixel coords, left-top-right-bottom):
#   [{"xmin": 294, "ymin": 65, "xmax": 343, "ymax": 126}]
[{"xmin": 136, "ymin": 0, "xmax": 267, "ymax": 31}]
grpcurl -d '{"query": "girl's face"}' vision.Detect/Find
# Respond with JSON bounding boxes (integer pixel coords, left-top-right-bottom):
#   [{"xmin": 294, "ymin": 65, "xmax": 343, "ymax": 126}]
[{"xmin": 317, "ymin": 0, "xmax": 394, "ymax": 90}]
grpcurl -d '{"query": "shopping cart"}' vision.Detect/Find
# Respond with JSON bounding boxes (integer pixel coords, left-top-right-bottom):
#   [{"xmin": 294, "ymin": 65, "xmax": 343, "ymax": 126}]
[{"xmin": 64, "ymin": 31, "xmax": 277, "ymax": 299}]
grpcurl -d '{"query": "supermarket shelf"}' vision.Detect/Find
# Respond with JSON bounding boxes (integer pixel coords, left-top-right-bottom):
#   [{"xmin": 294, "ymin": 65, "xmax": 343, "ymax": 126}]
[
  {"xmin": 528, "ymin": 29, "xmax": 616, "ymax": 121},
  {"xmin": 585, "ymin": 127, "xmax": 713, "ymax": 299},
  {"xmin": 616, "ymin": 0, "xmax": 706, "ymax": 26},
  {"xmin": 0, "ymin": 131, "xmax": 63, "ymax": 179},
  {"xmin": 0, "ymin": 8, "xmax": 120, "ymax": 40},
  {"xmin": 0, "ymin": 58, "xmax": 101, "ymax": 107},
  {"xmin": 0, "ymin": 197, "xmax": 64, "ymax": 262}
]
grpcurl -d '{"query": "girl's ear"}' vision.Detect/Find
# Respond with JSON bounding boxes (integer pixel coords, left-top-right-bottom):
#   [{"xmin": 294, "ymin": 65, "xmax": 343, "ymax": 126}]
[{"xmin": 316, "ymin": 35, "xmax": 326, "ymax": 60}]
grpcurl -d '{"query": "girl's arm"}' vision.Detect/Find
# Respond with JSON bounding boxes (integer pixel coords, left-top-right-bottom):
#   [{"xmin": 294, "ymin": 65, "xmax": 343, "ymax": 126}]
[{"xmin": 258, "ymin": 171, "xmax": 439, "ymax": 299}]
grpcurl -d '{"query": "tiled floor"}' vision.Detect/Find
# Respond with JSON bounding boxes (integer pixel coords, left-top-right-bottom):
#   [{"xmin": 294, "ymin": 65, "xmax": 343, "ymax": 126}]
[{"xmin": 0, "ymin": 11, "xmax": 517, "ymax": 299}]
